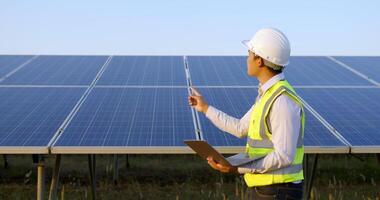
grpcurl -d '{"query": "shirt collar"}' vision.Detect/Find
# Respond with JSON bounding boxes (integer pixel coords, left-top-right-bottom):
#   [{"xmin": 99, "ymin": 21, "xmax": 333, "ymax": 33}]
[{"xmin": 259, "ymin": 73, "xmax": 285, "ymax": 94}]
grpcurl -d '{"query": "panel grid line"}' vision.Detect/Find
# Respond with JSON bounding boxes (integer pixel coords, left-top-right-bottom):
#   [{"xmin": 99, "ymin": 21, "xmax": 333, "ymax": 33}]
[
  {"xmin": 0, "ymin": 55, "xmax": 39, "ymax": 82},
  {"xmin": 49, "ymin": 56, "xmax": 113, "ymax": 149},
  {"xmin": 327, "ymin": 56, "xmax": 380, "ymax": 86},
  {"xmin": 298, "ymin": 93, "xmax": 352, "ymax": 147}
]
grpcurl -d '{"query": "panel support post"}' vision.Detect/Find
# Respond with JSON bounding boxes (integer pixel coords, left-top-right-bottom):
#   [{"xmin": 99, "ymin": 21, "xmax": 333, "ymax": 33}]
[
  {"xmin": 125, "ymin": 154, "xmax": 130, "ymax": 169},
  {"xmin": 49, "ymin": 154, "xmax": 62, "ymax": 200},
  {"xmin": 88, "ymin": 154, "xmax": 97, "ymax": 200},
  {"xmin": 303, "ymin": 154, "xmax": 318, "ymax": 200},
  {"xmin": 3, "ymin": 155, "xmax": 9, "ymax": 169},
  {"xmin": 36, "ymin": 157, "xmax": 45, "ymax": 200},
  {"xmin": 113, "ymin": 154, "xmax": 119, "ymax": 185}
]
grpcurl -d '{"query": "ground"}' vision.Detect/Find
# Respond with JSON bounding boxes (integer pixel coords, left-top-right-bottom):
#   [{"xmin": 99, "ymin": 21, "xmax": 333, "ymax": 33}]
[{"xmin": 0, "ymin": 154, "xmax": 379, "ymax": 200}]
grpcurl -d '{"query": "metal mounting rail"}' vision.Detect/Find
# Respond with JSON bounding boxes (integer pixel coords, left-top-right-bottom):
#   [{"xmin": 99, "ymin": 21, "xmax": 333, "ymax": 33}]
[{"xmin": 184, "ymin": 56, "xmax": 203, "ymax": 140}]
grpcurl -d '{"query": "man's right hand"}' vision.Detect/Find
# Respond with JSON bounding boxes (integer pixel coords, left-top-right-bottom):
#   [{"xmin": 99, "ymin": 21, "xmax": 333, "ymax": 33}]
[{"xmin": 188, "ymin": 87, "xmax": 209, "ymax": 114}]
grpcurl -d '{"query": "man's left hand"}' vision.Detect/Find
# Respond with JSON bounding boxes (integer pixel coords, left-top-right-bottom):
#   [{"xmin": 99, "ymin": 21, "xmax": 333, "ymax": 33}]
[{"xmin": 207, "ymin": 157, "xmax": 238, "ymax": 174}]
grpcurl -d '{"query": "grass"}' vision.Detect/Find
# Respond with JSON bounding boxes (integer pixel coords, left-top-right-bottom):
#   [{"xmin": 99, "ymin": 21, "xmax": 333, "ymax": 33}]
[{"xmin": 0, "ymin": 154, "xmax": 379, "ymax": 199}]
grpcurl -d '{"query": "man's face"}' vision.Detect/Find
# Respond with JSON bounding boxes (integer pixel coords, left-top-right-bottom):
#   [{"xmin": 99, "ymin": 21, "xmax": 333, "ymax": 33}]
[{"xmin": 247, "ymin": 50, "xmax": 260, "ymax": 77}]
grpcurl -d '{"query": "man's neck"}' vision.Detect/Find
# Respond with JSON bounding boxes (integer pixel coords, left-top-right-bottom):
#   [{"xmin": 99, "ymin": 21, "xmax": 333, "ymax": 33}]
[{"xmin": 257, "ymin": 71, "xmax": 277, "ymax": 85}]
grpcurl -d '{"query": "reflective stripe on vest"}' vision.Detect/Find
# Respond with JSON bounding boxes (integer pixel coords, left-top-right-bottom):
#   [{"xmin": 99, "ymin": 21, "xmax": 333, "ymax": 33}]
[{"xmin": 244, "ymin": 80, "xmax": 305, "ymax": 187}]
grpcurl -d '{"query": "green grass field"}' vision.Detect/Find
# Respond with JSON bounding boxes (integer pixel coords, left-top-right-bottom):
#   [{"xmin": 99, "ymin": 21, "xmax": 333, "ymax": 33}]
[{"xmin": 0, "ymin": 154, "xmax": 379, "ymax": 200}]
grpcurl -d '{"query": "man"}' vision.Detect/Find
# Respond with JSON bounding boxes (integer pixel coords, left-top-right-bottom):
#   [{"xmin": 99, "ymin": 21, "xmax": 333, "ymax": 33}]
[{"xmin": 188, "ymin": 28, "xmax": 304, "ymax": 199}]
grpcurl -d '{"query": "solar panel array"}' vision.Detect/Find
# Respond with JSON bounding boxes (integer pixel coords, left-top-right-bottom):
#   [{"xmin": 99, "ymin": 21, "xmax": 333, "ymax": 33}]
[{"xmin": 0, "ymin": 55, "xmax": 379, "ymax": 154}]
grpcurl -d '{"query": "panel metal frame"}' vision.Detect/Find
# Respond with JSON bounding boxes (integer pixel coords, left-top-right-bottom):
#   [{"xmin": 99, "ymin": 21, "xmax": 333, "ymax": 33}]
[
  {"xmin": 0, "ymin": 146, "xmax": 49, "ymax": 154},
  {"xmin": 351, "ymin": 146, "xmax": 380, "ymax": 153}
]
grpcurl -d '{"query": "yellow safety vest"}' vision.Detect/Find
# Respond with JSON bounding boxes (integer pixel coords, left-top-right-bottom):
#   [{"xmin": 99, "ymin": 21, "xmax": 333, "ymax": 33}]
[{"xmin": 244, "ymin": 80, "xmax": 305, "ymax": 187}]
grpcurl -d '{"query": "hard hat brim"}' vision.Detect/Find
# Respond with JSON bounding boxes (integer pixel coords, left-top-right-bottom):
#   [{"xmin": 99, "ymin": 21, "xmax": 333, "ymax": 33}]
[
  {"xmin": 241, "ymin": 40, "xmax": 251, "ymax": 50},
  {"xmin": 241, "ymin": 39, "xmax": 289, "ymax": 66}
]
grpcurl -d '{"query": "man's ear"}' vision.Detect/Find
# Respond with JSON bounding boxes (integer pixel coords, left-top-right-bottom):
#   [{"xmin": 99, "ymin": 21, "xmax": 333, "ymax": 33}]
[{"xmin": 257, "ymin": 57, "xmax": 264, "ymax": 68}]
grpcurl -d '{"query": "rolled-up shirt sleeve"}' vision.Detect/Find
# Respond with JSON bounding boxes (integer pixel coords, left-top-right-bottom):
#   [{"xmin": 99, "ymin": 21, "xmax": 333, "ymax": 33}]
[
  {"xmin": 237, "ymin": 94, "xmax": 301, "ymax": 174},
  {"xmin": 205, "ymin": 105, "xmax": 253, "ymax": 138}
]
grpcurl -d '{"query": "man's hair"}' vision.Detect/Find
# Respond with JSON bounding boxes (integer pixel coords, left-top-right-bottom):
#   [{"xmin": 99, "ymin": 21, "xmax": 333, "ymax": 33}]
[
  {"xmin": 266, "ymin": 64, "xmax": 283, "ymax": 74},
  {"xmin": 253, "ymin": 54, "xmax": 284, "ymax": 73}
]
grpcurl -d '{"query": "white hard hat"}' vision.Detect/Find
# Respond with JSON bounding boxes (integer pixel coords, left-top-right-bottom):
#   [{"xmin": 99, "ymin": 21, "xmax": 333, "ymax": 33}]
[{"xmin": 242, "ymin": 28, "xmax": 291, "ymax": 66}]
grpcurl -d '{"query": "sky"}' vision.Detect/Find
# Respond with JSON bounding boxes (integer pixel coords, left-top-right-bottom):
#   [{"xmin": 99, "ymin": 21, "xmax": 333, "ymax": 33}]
[{"xmin": 0, "ymin": 0, "xmax": 379, "ymax": 56}]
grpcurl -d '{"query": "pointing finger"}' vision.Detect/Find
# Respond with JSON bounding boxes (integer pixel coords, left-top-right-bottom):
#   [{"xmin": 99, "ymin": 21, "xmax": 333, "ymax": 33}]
[{"xmin": 190, "ymin": 87, "xmax": 201, "ymax": 96}]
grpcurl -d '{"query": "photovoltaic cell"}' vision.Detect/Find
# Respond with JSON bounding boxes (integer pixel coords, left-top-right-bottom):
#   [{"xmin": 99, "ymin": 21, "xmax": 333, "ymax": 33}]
[
  {"xmin": 297, "ymin": 88, "xmax": 380, "ymax": 147},
  {"xmin": 0, "ymin": 56, "xmax": 107, "ymax": 85},
  {"xmin": 96, "ymin": 56, "xmax": 187, "ymax": 86},
  {"xmin": 285, "ymin": 57, "xmax": 372, "ymax": 86},
  {"xmin": 187, "ymin": 56, "xmax": 258, "ymax": 86},
  {"xmin": 53, "ymin": 88, "xmax": 195, "ymax": 147},
  {"xmin": 197, "ymin": 88, "xmax": 345, "ymax": 147},
  {"xmin": 334, "ymin": 56, "xmax": 380, "ymax": 83},
  {"xmin": 0, "ymin": 55, "xmax": 34, "ymax": 78},
  {"xmin": 0, "ymin": 87, "xmax": 85, "ymax": 147}
]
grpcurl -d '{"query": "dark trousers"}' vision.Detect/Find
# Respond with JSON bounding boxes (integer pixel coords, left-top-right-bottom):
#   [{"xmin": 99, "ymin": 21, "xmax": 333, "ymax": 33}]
[{"xmin": 246, "ymin": 182, "xmax": 303, "ymax": 200}]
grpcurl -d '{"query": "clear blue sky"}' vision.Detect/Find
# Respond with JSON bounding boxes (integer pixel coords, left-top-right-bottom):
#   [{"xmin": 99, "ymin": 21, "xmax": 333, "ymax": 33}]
[{"xmin": 1, "ymin": 0, "xmax": 379, "ymax": 56}]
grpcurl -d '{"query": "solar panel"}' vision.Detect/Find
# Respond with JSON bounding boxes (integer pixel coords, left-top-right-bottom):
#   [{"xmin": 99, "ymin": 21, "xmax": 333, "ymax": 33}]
[
  {"xmin": 0, "ymin": 56, "xmax": 108, "ymax": 85},
  {"xmin": 187, "ymin": 56, "xmax": 258, "ymax": 86},
  {"xmin": 0, "ymin": 55, "xmax": 34, "ymax": 78},
  {"xmin": 197, "ymin": 88, "xmax": 346, "ymax": 150},
  {"xmin": 285, "ymin": 57, "xmax": 372, "ymax": 86},
  {"xmin": 333, "ymin": 56, "xmax": 380, "ymax": 83},
  {"xmin": 96, "ymin": 56, "xmax": 187, "ymax": 86},
  {"xmin": 52, "ymin": 88, "xmax": 196, "ymax": 152},
  {"xmin": 297, "ymin": 88, "xmax": 380, "ymax": 151},
  {"xmin": 0, "ymin": 87, "xmax": 85, "ymax": 153}
]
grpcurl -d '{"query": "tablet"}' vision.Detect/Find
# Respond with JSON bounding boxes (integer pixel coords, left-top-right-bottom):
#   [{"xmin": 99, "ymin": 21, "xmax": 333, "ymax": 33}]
[{"xmin": 184, "ymin": 140, "xmax": 264, "ymax": 167}]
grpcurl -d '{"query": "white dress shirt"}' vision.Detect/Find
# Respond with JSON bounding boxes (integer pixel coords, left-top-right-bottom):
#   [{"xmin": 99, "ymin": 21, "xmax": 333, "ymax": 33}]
[{"xmin": 205, "ymin": 73, "xmax": 302, "ymax": 179}]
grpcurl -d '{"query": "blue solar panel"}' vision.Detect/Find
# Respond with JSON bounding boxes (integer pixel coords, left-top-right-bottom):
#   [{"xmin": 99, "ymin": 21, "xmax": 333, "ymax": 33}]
[
  {"xmin": 53, "ymin": 88, "xmax": 196, "ymax": 147},
  {"xmin": 285, "ymin": 57, "xmax": 372, "ymax": 86},
  {"xmin": 96, "ymin": 56, "xmax": 187, "ymax": 86},
  {"xmin": 0, "ymin": 87, "xmax": 85, "ymax": 146},
  {"xmin": 297, "ymin": 88, "xmax": 380, "ymax": 147},
  {"xmin": 333, "ymin": 56, "xmax": 380, "ymax": 83},
  {"xmin": 197, "ymin": 88, "xmax": 346, "ymax": 147},
  {"xmin": 0, "ymin": 55, "xmax": 34, "ymax": 78},
  {"xmin": 0, "ymin": 56, "xmax": 108, "ymax": 85},
  {"xmin": 187, "ymin": 56, "xmax": 258, "ymax": 86}
]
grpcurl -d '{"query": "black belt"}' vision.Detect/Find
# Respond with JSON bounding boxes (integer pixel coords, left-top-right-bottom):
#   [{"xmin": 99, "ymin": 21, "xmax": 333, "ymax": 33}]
[{"xmin": 252, "ymin": 181, "xmax": 303, "ymax": 189}]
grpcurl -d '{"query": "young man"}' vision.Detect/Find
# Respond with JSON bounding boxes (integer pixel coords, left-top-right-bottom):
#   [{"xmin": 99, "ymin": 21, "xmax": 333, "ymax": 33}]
[{"xmin": 188, "ymin": 28, "xmax": 304, "ymax": 199}]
